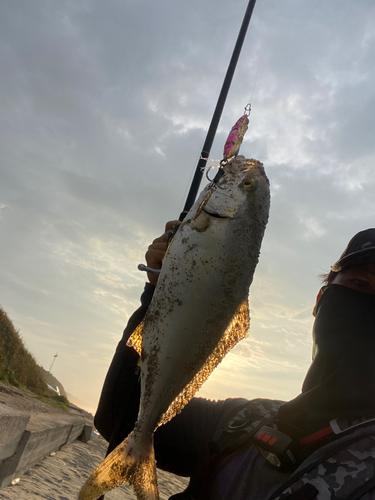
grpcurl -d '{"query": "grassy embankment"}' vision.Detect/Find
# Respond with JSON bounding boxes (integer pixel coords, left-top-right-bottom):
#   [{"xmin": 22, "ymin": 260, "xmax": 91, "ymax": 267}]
[{"xmin": 0, "ymin": 306, "xmax": 69, "ymax": 410}]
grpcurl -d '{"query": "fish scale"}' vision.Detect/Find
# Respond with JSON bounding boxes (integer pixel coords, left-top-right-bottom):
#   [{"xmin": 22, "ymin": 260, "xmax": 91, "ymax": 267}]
[{"xmin": 78, "ymin": 155, "xmax": 270, "ymax": 500}]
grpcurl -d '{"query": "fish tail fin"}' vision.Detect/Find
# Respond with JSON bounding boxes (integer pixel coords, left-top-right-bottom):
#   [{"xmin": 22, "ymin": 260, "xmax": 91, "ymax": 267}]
[{"xmin": 78, "ymin": 430, "xmax": 158, "ymax": 500}]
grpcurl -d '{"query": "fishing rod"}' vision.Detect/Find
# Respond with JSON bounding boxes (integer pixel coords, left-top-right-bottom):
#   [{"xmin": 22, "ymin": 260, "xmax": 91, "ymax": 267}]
[{"xmin": 179, "ymin": 0, "xmax": 257, "ymax": 221}]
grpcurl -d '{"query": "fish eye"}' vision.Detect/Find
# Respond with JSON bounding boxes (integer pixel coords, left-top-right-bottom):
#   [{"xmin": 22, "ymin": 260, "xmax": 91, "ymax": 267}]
[{"xmin": 242, "ymin": 179, "xmax": 256, "ymax": 190}]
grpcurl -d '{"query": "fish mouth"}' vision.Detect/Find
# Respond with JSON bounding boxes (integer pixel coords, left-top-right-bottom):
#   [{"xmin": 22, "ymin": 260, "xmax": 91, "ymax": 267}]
[{"xmin": 203, "ymin": 208, "xmax": 230, "ymax": 219}]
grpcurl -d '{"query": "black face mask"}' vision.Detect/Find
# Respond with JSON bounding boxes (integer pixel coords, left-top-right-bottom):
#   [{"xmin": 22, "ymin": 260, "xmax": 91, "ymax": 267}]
[
  {"xmin": 304, "ymin": 284, "xmax": 375, "ymax": 391},
  {"xmin": 277, "ymin": 284, "xmax": 375, "ymax": 435}
]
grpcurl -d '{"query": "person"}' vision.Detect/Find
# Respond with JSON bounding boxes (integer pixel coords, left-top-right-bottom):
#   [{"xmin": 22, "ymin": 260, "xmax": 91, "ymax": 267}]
[{"xmin": 95, "ymin": 226, "xmax": 375, "ymax": 500}]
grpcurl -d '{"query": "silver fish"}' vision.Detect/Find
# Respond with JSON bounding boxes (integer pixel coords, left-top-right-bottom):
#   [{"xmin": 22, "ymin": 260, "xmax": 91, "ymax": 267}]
[{"xmin": 78, "ymin": 155, "xmax": 270, "ymax": 500}]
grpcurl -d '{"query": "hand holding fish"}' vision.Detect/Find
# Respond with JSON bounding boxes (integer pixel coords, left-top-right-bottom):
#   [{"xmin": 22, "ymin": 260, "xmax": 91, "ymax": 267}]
[{"xmin": 145, "ymin": 220, "xmax": 179, "ymax": 285}]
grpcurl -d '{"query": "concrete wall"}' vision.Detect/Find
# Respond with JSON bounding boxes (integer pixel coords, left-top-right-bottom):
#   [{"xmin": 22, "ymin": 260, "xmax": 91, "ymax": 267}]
[{"xmin": 0, "ymin": 403, "xmax": 92, "ymax": 487}]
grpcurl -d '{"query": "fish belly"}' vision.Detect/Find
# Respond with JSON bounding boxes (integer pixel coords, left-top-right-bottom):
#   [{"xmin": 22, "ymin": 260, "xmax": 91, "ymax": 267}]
[{"xmin": 137, "ymin": 217, "xmax": 251, "ymax": 434}]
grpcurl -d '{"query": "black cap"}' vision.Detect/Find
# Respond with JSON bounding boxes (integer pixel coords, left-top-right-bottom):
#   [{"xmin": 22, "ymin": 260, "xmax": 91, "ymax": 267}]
[{"xmin": 331, "ymin": 228, "xmax": 375, "ymax": 272}]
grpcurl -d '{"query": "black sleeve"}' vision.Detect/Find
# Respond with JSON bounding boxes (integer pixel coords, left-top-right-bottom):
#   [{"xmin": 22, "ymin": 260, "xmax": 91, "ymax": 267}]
[
  {"xmin": 154, "ymin": 397, "xmax": 248, "ymax": 477},
  {"xmin": 94, "ymin": 282, "xmax": 154, "ymax": 446}
]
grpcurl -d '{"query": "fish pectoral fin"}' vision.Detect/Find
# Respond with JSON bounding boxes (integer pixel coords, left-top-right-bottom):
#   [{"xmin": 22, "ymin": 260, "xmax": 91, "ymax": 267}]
[
  {"xmin": 127, "ymin": 321, "xmax": 144, "ymax": 355},
  {"xmin": 159, "ymin": 298, "xmax": 250, "ymax": 427},
  {"xmin": 78, "ymin": 430, "xmax": 158, "ymax": 500}
]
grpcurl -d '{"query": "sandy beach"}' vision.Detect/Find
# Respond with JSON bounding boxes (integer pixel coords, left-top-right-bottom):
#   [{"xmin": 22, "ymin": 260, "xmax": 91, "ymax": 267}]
[
  {"xmin": 0, "ymin": 435, "xmax": 189, "ymax": 500},
  {"xmin": 0, "ymin": 384, "xmax": 189, "ymax": 500}
]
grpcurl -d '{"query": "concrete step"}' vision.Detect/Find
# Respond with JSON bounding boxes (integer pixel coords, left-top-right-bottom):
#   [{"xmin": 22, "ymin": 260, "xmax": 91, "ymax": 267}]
[
  {"xmin": 0, "ymin": 405, "xmax": 30, "ymax": 461},
  {"xmin": 0, "ymin": 404, "xmax": 92, "ymax": 487}
]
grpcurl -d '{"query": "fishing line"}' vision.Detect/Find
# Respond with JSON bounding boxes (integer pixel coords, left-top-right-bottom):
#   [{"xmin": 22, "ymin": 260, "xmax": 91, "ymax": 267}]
[{"xmin": 248, "ymin": 44, "xmax": 266, "ymax": 105}]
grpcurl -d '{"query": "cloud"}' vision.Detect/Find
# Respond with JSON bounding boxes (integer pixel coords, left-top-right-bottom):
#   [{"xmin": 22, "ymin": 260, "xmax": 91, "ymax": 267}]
[{"xmin": 1, "ymin": 0, "xmax": 375, "ymax": 407}]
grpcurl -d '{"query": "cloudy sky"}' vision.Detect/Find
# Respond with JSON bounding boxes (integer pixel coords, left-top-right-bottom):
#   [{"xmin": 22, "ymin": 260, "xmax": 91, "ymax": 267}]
[{"xmin": 1, "ymin": 0, "xmax": 375, "ymax": 413}]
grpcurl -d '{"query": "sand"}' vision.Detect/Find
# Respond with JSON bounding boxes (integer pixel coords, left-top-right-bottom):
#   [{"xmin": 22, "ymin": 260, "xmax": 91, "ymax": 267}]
[
  {"xmin": 0, "ymin": 435, "xmax": 189, "ymax": 500},
  {"xmin": 0, "ymin": 384, "xmax": 189, "ymax": 500}
]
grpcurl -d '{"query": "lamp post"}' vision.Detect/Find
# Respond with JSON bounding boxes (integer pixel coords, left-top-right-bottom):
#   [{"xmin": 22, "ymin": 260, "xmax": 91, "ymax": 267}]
[{"xmin": 49, "ymin": 352, "xmax": 58, "ymax": 374}]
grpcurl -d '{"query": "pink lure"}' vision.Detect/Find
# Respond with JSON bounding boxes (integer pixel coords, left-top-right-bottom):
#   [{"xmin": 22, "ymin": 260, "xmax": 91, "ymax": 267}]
[{"xmin": 223, "ymin": 114, "xmax": 249, "ymax": 160}]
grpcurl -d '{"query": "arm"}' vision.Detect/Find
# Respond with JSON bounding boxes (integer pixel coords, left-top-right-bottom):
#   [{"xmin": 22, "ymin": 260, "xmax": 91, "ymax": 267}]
[
  {"xmin": 94, "ymin": 221, "xmax": 178, "ymax": 448},
  {"xmin": 94, "ymin": 282, "xmax": 154, "ymax": 445},
  {"xmin": 154, "ymin": 396, "xmax": 249, "ymax": 476}
]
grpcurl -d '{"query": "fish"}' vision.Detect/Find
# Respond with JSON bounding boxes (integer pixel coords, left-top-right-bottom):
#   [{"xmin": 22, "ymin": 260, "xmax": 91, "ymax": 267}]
[{"xmin": 78, "ymin": 155, "xmax": 270, "ymax": 500}]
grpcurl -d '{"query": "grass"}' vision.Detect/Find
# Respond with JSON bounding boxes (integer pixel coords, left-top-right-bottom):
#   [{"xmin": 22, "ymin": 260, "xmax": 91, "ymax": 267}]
[
  {"xmin": 35, "ymin": 395, "xmax": 70, "ymax": 411},
  {"xmin": 0, "ymin": 306, "xmax": 68, "ymax": 409}
]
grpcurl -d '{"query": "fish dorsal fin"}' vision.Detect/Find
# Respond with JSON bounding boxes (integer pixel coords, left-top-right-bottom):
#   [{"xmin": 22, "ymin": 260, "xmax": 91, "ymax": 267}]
[
  {"xmin": 158, "ymin": 298, "xmax": 250, "ymax": 427},
  {"xmin": 127, "ymin": 321, "xmax": 143, "ymax": 355}
]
